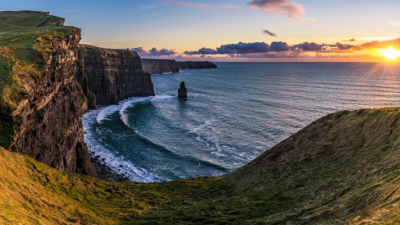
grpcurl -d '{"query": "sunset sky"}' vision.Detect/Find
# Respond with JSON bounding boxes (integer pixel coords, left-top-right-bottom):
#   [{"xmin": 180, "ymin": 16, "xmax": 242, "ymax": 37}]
[{"xmin": 2, "ymin": 0, "xmax": 400, "ymax": 62}]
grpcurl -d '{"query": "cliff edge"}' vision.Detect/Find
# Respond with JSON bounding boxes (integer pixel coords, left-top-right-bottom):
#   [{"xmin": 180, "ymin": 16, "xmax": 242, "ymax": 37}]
[
  {"xmin": 77, "ymin": 45, "xmax": 154, "ymax": 108},
  {"xmin": 0, "ymin": 11, "xmax": 155, "ymax": 176},
  {"xmin": 0, "ymin": 11, "xmax": 94, "ymax": 175},
  {"xmin": 3, "ymin": 10, "xmax": 400, "ymax": 225},
  {"xmin": 142, "ymin": 58, "xmax": 217, "ymax": 75}
]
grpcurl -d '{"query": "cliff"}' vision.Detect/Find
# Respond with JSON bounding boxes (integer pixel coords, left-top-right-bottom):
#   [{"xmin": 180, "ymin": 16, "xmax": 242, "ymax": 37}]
[
  {"xmin": 0, "ymin": 11, "xmax": 94, "ymax": 175},
  {"xmin": 141, "ymin": 58, "xmax": 217, "ymax": 75},
  {"xmin": 77, "ymin": 45, "xmax": 154, "ymax": 108},
  {"xmin": 2, "ymin": 108, "xmax": 400, "ymax": 224},
  {"xmin": 4, "ymin": 10, "xmax": 400, "ymax": 225}
]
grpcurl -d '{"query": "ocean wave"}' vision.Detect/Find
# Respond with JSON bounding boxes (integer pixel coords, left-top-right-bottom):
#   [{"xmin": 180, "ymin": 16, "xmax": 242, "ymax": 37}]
[
  {"xmin": 85, "ymin": 95, "xmax": 177, "ymax": 182},
  {"xmin": 96, "ymin": 105, "xmax": 121, "ymax": 124},
  {"xmin": 83, "ymin": 110, "xmax": 161, "ymax": 182},
  {"xmin": 185, "ymin": 118, "xmax": 218, "ymax": 134},
  {"xmin": 96, "ymin": 96, "xmax": 176, "ymax": 124}
]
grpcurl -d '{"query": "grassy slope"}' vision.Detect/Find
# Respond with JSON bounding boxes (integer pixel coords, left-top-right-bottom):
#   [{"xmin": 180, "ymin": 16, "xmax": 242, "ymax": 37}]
[
  {"xmin": 2, "ymin": 108, "xmax": 400, "ymax": 224},
  {"xmin": 0, "ymin": 144, "xmax": 218, "ymax": 225},
  {"xmin": 3, "ymin": 11, "xmax": 400, "ymax": 225}
]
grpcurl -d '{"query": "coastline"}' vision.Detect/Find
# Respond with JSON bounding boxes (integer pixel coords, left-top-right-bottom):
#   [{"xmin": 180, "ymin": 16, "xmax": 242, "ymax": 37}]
[
  {"xmin": 83, "ymin": 95, "xmax": 178, "ymax": 183},
  {"xmin": 89, "ymin": 153, "xmax": 130, "ymax": 182},
  {"xmin": 84, "ymin": 107, "xmax": 130, "ymax": 182}
]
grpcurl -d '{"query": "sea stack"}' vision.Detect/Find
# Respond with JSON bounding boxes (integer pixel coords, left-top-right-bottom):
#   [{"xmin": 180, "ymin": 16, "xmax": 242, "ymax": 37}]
[{"xmin": 178, "ymin": 81, "xmax": 188, "ymax": 98}]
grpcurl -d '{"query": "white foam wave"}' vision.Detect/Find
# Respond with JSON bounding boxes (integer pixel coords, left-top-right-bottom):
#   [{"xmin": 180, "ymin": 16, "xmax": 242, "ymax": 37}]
[
  {"xmin": 84, "ymin": 95, "xmax": 176, "ymax": 182},
  {"xmin": 186, "ymin": 118, "xmax": 218, "ymax": 134},
  {"xmin": 96, "ymin": 105, "xmax": 121, "ymax": 124},
  {"xmin": 96, "ymin": 96, "xmax": 176, "ymax": 124},
  {"xmin": 151, "ymin": 95, "xmax": 177, "ymax": 102},
  {"xmin": 84, "ymin": 110, "xmax": 160, "ymax": 182},
  {"xmin": 196, "ymin": 135, "xmax": 210, "ymax": 147}
]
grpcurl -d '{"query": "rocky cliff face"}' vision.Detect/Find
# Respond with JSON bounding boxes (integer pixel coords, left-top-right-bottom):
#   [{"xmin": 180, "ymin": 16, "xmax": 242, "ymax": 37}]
[
  {"xmin": 0, "ymin": 11, "xmax": 156, "ymax": 177},
  {"xmin": 141, "ymin": 59, "xmax": 217, "ymax": 75},
  {"xmin": 11, "ymin": 31, "xmax": 95, "ymax": 175},
  {"xmin": 176, "ymin": 61, "xmax": 218, "ymax": 70},
  {"xmin": 77, "ymin": 45, "xmax": 155, "ymax": 108}
]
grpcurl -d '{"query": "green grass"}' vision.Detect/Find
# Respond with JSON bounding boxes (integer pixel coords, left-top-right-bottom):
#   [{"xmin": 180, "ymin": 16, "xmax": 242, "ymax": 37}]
[
  {"xmin": 0, "ymin": 11, "xmax": 57, "ymax": 27},
  {"xmin": 4, "ymin": 10, "xmax": 400, "ymax": 225},
  {"xmin": 0, "ymin": 11, "xmax": 78, "ymax": 115},
  {"xmin": 3, "ymin": 108, "xmax": 400, "ymax": 224}
]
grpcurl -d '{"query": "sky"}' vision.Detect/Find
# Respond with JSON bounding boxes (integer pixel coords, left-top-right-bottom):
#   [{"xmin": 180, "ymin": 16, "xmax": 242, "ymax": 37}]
[{"xmin": 2, "ymin": 0, "xmax": 400, "ymax": 62}]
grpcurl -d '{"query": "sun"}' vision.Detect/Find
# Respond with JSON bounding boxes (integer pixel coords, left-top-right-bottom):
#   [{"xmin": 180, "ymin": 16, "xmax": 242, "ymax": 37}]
[{"xmin": 379, "ymin": 46, "xmax": 400, "ymax": 60}]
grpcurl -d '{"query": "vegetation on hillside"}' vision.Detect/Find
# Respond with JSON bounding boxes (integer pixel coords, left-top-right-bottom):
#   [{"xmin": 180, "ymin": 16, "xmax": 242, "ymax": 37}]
[
  {"xmin": 2, "ymin": 11, "xmax": 400, "ymax": 225},
  {"xmin": 0, "ymin": 11, "xmax": 78, "ymax": 110},
  {"xmin": 0, "ymin": 11, "xmax": 79, "ymax": 149},
  {"xmin": 1, "ymin": 108, "xmax": 400, "ymax": 224}
]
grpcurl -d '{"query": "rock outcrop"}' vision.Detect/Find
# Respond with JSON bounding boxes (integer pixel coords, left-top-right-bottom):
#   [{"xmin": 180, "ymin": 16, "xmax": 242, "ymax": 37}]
[
  {"xmin": 77, "ymin": 45, "xmax": 155, "ymax": 108},
  {"xmin": 141, "ymin": 59, "xmax": 217, "ymax": 75},
  {"xmin": 178, "ymin": 82, "xmax": 188, "ymax": 98},
  {"xmin": 6, "ymin": 29, "xmax": 95, "ymax": 175},
  {"xmin": 0, "ymin": 11, "xmax": 157, "ymax": 176}
]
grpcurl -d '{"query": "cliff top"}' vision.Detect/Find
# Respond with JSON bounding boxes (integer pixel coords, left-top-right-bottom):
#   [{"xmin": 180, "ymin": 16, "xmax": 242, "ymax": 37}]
[
  {"xmin": 0, "ymin": 10, "xmax": 62, "ymax": 28},
  {"xmin": 2, "ymin": 107, "xmax": 400, "ymax": 224},
  {"xmin": 80, "ymin": 44, "xmax": 140, "ymax": 57},
  {"xmin": 0, "ymin": 11, "xmax": 78, "ymax": 113},
  {"xmin": 0, "ymin": 11, "xmax": 79, "ymax": 149}
]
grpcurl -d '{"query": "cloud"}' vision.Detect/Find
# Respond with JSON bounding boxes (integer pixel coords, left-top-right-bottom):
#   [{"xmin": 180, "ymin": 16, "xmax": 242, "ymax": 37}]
[
  {"xmin": 184, "ymin": 47, "xmax": 219, "ymax": 55},
  {"xmin": 132, "ymin": 47, "xmax": 148, "ymax": 55},
  {"xmin": 217, "ymin": 42, "xmax": 272, "ymax": 54},
  {"xmin": 249, "ymin": 0, "xmax": 305, "ymax": 23},
  {"xmin": 161, "ymin": 1, "xmax": 241, "ymax": 9},
  {"xmin": 262, "ymin": 30, "xmax": 277, "ymax": 37},
  {"xmin": 292, "ymin": 42, "xmax": 325, "ymax": 51},
  {"xmin": 360, "ymin": 38, "xmax": 400, "ymax": 50},
  {"xmin": 185, "ymin": 41, "xmax": 292, "ymax": 55},
  {"xmin": 333, "ymin": 42, "xmax": 354, "ymax": 50},
  {"xmin": 238, "ymin": 51, "xmax": 301, "ymax": 58},
  {"xmin": 184, "ymin": 39, "xmax": 400, "ymax": 57},
  {"xmin": 132, "ymin": 47, "xmax": 178, "ymax": 57},
  {"xmin": 345, "ymin": 38, "xmax": 356, "ymax": 42},
  {"xmin": 271, "ymin": 41, "xmax": 290, "ymax": 51}
]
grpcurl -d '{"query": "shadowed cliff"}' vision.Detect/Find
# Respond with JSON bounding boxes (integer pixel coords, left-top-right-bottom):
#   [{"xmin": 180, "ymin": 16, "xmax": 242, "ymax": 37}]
[
  {"xmin": 0, "ymin": 11, "xmax": 94, "ymax": 175},
  {"xmin": 2, "ymin": 108, "xmax": 400, "ymax": 224},
  {"xmin": 3, "ymin": 10, "xmax": 400, "ymax": 225},
  {"xmin": 142, "ymin": 58, "xmax": 217, "ymax": 75},
  {"xmin": 77, "ymin": 45, "xmax": 154, "ymax": 108},
  {"xmin": 0, "ymin": 11, "xmax": 155, "ymax": 176}
]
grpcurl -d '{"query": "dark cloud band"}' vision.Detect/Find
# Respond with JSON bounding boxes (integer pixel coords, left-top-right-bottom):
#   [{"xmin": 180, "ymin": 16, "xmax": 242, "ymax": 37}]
[
  {"xmin": 262, "ymin": 30, "xmax": 277, "ymax": 37},
  {"xmin": 132, "ymin": 47, "xmax": 177, "ymax": 56}
]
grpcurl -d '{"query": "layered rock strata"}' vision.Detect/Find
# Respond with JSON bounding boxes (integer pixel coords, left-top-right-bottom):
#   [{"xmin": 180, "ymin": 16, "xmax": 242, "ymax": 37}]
[
  {"xmin": 77, "ymin": 45, "xmax": 155, "ymax": 108},
  {"xmin": 12, "ymin": 32, "xmax": 95, "ymax": 175},
  {"xmin": 141, "ymin": 59, "xmax": 217, "ymax": 75}
]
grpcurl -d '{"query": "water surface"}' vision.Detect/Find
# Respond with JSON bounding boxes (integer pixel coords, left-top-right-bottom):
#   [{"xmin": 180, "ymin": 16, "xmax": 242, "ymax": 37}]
[{"xmin": 83, "ymin": 62, "xmax": 400, "ymax": 182}]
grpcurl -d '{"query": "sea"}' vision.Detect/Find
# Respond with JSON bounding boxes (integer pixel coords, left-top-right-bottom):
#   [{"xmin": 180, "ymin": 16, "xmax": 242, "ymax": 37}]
[{"xmin": 83, "ymin": 62, "xmax": 400, "ymax": 182}]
